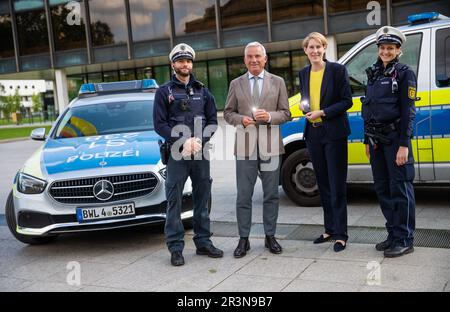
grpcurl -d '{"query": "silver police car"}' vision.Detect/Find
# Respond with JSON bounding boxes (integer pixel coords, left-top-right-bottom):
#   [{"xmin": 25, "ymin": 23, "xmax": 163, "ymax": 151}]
[{"xmin": 5, "ymin": 79, "xmax": 201, "ymax": 244}]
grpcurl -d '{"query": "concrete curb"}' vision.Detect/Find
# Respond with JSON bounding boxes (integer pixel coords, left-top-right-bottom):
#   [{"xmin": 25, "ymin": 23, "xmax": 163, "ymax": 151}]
[{"xmin": 0, "ymin": 137, "xmax": 31, "ymax": 144}]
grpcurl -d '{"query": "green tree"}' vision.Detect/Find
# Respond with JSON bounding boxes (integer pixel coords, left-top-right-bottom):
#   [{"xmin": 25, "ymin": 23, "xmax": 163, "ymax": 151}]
[
  {"xmin": 0, "ymin": 89, "xmax": 22, "ymax": 123},
  {"xmin": 32, "ymin": 93, "xmax": 43, "ymax": 112}
]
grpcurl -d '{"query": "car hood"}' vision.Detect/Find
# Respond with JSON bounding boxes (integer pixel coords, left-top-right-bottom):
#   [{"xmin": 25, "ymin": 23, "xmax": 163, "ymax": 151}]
[{"xmin": 43, "ymin": 131, "xmax": 162, "ymax": 175}]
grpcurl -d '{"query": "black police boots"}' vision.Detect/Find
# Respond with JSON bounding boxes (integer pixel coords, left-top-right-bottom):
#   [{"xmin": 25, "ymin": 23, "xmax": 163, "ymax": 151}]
[
  {"xmin": 171, "ymin": 251, "xmax": 185, "ymax": 266},
  {"xmin": 384, "ymin": 245, "xmax": 414, "ymax": 258}
]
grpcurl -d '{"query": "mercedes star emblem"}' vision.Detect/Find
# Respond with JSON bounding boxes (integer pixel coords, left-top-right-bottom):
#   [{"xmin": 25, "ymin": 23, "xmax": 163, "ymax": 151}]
[{"xmin": 93, "ymin": 180, "xmax": 114, "ymax": 201}]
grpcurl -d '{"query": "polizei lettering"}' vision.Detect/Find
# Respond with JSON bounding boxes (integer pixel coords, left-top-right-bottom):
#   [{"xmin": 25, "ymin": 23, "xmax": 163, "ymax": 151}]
[{"xmin": 66, "ymin": 150, "xmax": 140, "ymax": 163}]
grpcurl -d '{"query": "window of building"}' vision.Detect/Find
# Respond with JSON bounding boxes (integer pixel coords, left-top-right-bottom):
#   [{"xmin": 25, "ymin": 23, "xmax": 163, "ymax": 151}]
[
  {"xmin": 154, "ymin": 65, "xmax": 171, "ymax": 85},
  {"xmin": 208, "ymin": 59, "xmax": 227, "ymax": 110},
  {"xmin": 173, "ymin": 0, "xmax": 216, "ymax": 36},
  {"xmin": 0, "ymin": 1, "xmax": 14, "ymax": 58},
  {"xmin": 102, "ymin": 70, "xmax": 119, "ymax": 82},
  {"xmin": 193, "ymin": 61, "xmax": 209, "ymax": 88},
  {"xmin": 136, "ymin": 67, "xmax": 153, "ymax": 80},
  {"xmin": 0, "ymin": 1, "xmax": 15, "ymax": 73},
  {"xmin": 67, "ymin": 74, "xmax": 87, "ymax": 101},
  {"xmin": 435, "ymin": 27, "xmax": 450, "ymax": 88},
  {"xmin": 173, "ymin": 0, "xmax": 217, "ymax": 50},
  {"xmin": 89, "ymin": 0, "xmax": 127, "ymax": 46},
  {"xmin": 220, "ymin": 0, "xmax": 268, "ymax": 47},
  {"xmin": 220, "ymin": 0, "xmax": 266, "ymax": 29},
  {"xmin": 272, "ymin": 0, "xmax": 322, "ymax": 22},
  {"xmin": 328, "ymin": 0, "xmax": 375, "ymax": 13},
  {"xmin": 269, "ymin": 51, "xmax": 293, "ymax": 96},
  {"xmin": 337, "ymin": 43, "xmax": 356, "ymax": 59},
  {"xmin": 227, "ymin": 56, "xmax": 247, "ymax": 83},
  {"xmin": 119, "ymin": 69, "xmax": 137, "ymax": 81},
  {"xmin": 291, "ymin": 50, "xmax": 308, "ymax": 95},
  {"xmin": 129, "ymin": 0, "xmax": 170, "ymax": 42},
  {"xmin": 87, "ymin": 72, "xmax": 102, "ymax": 83},
  {"xmin": 49, "ymin": 0, "xmax": 87, "ymax": 51},
  {"xmin": 14, "ymin": 0, "xmax": 49, "ymax": 55}
]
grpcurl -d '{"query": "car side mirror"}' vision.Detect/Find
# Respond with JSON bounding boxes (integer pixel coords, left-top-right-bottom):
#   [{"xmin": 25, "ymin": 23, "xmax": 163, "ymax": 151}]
[{"xmin": 30, "ymin": 128, "xmax": 46, "ymax": 141}]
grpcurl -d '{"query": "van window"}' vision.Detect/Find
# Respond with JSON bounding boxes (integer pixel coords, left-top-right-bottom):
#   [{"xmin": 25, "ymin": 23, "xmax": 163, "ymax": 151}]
[
  {"xmin": 345, "ymin": 33, "xmax": 422, "ymax": 96},
  {"xmin": 435, "ymin": 27, "xmax": 450, "ymax": 88}
]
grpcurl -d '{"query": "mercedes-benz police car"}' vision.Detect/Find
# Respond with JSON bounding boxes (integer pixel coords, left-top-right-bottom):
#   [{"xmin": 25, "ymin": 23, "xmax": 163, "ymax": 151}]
[
  {"xmin": 281, "ymin": 12, "xmax": 450, "ymax": 206},
  {"xmin": 6, "ymin": 79, "xmax": 201, "ymax": 244}
]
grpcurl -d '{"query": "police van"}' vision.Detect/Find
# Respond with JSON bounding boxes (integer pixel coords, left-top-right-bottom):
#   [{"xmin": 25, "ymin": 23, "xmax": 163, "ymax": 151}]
[
  {"xmin": 6, "ymin": 79, "xmax": 202, "ymax": 244},
  {"xmin": 280, "ymin": 12, "xmax": 450, "ymax": 206}
]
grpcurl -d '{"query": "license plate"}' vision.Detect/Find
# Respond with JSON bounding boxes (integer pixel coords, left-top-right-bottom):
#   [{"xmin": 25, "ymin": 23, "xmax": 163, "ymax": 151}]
[{"xmin": 76, "ymin": 203, "xmax": 135, "ymax": 223}]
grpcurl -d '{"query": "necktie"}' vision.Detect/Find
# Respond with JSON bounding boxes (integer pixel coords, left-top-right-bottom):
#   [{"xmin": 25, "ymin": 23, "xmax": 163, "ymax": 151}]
[{"xmin": 252, "ymin": 76, "xmax": 260, "ymax": 107}]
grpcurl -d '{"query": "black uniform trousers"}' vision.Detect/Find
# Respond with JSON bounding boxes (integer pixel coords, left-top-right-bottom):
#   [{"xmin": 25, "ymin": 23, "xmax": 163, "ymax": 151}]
[
  {"xmin": 369, "ymin": 131, "xmax": 415, "ymax": 247},
  {"xmin": 305, "ymin": 123, "xmax": 348, "ymax": 241}
]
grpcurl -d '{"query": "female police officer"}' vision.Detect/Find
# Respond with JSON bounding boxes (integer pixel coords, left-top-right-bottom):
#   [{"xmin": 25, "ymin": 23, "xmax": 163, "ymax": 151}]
[{"xmin": 362, "ymin": 26, "xmax": 417, "ymax": 258}]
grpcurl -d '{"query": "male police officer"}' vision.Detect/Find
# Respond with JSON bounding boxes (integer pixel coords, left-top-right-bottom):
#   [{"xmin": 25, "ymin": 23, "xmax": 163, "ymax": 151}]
[
  {"xmin": 362, "ymin": 26, "xmax": 416, "ymax": 258},
  {"xmin": 153, "ymin": 43, "xmax": 223, "ymax": 266}
]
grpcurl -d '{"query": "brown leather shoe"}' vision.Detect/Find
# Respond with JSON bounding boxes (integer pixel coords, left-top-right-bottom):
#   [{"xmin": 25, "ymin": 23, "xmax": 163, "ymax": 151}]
[
  {"xmin": 234, "ymin": 238, "xmax": 250, "ymax": 258},
  {"xmin": 265, "ymin": 235, "xmax": 282, "ymax": 254}
]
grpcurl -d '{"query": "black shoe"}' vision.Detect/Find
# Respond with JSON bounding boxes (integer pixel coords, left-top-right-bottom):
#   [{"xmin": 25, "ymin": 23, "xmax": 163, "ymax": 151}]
[
  {"xmin": 333, "ymin": 241, "xmax": 346, "ymax": 252},
  {"xmin": 384, "ymin": 245, "xmax": 414, "ymax": 258},
  {"xmin": 265, "ymin": 235, "xmax": 282, "ymax": 254},
  {"xmin": 375, "ymin": 239, "xmax": 393, "ymax": 251},
  {"xmin": 313, "ymin": 234, "xmax": 332, "ymax": 244},
  {"xmin": 234, "ymin": 238, "xmax": 250, "ymax": 258},
  {"xmin": 196, "ymin": 244, "xmax": 224, "ymax": 258},
  {"xmin": 170, "ymin": 251, "xmax": 185, "ymax": 266}
]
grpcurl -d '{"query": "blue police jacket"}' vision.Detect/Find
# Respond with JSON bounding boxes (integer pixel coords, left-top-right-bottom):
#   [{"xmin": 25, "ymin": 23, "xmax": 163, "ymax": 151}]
[
  {"xmin": 361, "ymin": 59, "xmax": 417, "ymax": 147},
  {"xmin": 153, "ymin": 74, "xmax": 218, "ymax": 145}
]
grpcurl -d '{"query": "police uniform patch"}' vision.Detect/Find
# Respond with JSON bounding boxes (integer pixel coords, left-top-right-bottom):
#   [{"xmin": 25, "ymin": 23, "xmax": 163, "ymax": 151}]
[{"xmin": 408, "ymin": 86, "xmax": 416, "ymax": 100}]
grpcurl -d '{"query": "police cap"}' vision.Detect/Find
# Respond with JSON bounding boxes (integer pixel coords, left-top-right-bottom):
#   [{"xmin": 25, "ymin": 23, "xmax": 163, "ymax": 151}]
[
  {"xmin": 169, "ymin": 43, "xmax": 195, "ymax": 63},
  {"xmin": 375, "ymin": 26, "xmax": 406, "ymax": 47}
]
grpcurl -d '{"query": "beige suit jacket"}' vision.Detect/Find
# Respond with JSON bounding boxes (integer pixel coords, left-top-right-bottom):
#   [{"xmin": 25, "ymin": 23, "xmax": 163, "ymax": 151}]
[{"xmin": 224, "ymin": 71, "xmax": 291, "ymax": 157}]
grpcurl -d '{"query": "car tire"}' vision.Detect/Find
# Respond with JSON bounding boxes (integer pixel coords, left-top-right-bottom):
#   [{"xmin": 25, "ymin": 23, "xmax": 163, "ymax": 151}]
[
  {"xmin": 183, "ymin": 194, "xmax": 212, "ymax": 230},
  {"xmin": 281, "ymin": 148, "xmax": 321, "ymax": 207},
  {"xmin": 5, "ymin": 191, "xmax": 58, "ymax": 245}
]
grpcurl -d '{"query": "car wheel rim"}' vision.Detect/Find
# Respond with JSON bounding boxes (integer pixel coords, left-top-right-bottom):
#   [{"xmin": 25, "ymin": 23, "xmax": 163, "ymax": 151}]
[{"xmin": 291, "ymin": 161, "xmax": 318, "ymax": 195}]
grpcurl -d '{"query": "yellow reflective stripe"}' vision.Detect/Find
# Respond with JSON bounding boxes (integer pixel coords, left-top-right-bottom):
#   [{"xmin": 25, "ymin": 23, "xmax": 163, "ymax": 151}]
[
  {"xmin": 431, "ymin": 89, "xmax": 450, "ymax": 105},
  {"xmin": 348, "ymin": 142, "xmax": 369, "ymax": 164},
  {"xmin": 411, "ymin": 138, "xmax": 450, "ymax": 163},
  {"xmin": 22, "ymin": 145, "xmax": 45, "ymax": 179},
  {"xmin": 348, "ymin": 138, "xmax": 450, "ymax": 165}
]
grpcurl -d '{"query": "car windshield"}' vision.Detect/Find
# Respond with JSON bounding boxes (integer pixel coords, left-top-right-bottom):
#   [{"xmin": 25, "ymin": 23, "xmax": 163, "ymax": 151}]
[{"xmin": 54, "ymin": 100, "xmax": 154, "ymax": 139}]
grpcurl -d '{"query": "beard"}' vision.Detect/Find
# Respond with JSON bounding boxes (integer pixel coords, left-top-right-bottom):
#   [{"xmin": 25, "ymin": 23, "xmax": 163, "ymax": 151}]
[{"xmin": 174, "ymin": 67, "xmax": 192, "ymax": 77}]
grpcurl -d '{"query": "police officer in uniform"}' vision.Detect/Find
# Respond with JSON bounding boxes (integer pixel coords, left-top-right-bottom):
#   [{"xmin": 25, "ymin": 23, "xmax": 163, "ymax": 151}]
[
  {"xmin": 153, "ymin": 43, "xmax": 223, "ymax": 266},
  {"xmin": 362, "ymin": 26, "xmax": 417, "ymax": 258}
]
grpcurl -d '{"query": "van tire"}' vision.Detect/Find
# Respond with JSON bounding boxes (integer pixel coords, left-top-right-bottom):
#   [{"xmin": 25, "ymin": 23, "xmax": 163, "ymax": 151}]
[
  {"xmin": 5, "ymin": 191, "xmax": 58, "ymax": 245},
  {"xmin": 281, "ymin": 149, "xmax": 321, "ymax": 207}
]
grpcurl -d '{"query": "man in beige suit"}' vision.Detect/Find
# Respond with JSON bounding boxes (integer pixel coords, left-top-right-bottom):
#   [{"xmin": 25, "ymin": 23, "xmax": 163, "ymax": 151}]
[{"xmin": 224, "ymin": 42, "xmax": 291, "ymax": 258}]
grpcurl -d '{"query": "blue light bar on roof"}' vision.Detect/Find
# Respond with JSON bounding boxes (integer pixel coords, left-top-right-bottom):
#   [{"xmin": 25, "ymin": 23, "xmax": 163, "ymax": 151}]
[
  {"xmin": 408, "ymin": 12, "xmax": 439, "ymax": 24},
  {"xmin": 142, "ymin": 79, "xmax": 159, "ymax": 89},
  {"xmin": 78, "ymin": 79, "xmax": 159, "ymax": 95},
  {"xmin": 79, "ymin": 83, "xmax": 95, "ymax": 94}
]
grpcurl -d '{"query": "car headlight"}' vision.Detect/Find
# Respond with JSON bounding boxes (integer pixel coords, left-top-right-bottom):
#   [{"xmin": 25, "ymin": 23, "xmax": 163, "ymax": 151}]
[
  {"xmin": 17, "ymin": 172, "xmax": 47, "ymax": 194},
  {"xmin": 158, "ymin": 167, "xmax": 167, "ymax": 180}
]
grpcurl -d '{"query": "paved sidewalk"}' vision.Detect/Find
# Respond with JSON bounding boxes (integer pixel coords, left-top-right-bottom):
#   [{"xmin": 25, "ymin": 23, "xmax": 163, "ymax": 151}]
[{"xmin": 0, "ymin": 224, "xmax": 449, "ymax": 292}]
